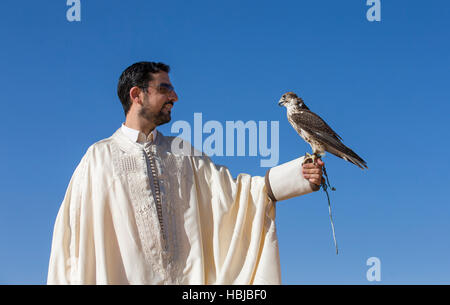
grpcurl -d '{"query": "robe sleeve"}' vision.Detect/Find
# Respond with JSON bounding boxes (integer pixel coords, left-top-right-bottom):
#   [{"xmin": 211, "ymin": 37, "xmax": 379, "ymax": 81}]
[
  {"xmin": 47, "ymin": 147, "xmax": 94, "ymax": 284},
  {"xmin": 190, "ymin": 155, "xmax": 317, "ymax": 284},
  {"xmin": 265, "ymin": 156, "xmax": 320, "ymax": 202}
]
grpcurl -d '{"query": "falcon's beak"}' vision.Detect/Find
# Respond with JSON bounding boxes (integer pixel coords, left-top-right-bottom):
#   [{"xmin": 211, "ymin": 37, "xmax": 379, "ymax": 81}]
[{"xmin": 278, "ymin": 99, "xmax": 284, "ymax": 107}]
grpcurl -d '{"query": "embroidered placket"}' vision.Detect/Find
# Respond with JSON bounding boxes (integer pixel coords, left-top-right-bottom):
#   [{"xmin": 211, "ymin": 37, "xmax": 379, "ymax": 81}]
[{"xmin": 143, "ymin": 144, "xmax": 167, "ymax": 250}]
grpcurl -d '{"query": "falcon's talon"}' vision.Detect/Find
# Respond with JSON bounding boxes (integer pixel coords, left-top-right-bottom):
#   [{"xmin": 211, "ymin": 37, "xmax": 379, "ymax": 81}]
[
  {"xmin": 302, "ymin": 152, "xmax": 312, "ymax": 165},
  {"xmin": 303, "ymin": 152, "xmax": 320, "ymax": 165}
]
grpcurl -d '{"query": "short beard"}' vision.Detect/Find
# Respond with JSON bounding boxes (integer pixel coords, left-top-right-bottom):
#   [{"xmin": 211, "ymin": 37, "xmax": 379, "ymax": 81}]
[{"xmin": 139, "ymin": 95, "xmax": 172, "ymax": 127}]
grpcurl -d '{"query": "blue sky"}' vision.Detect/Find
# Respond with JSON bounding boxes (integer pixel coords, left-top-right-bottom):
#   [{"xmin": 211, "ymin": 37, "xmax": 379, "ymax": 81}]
[{"xmin": 0, "ymin": 0, "xmax": 449, "ymax": 284}]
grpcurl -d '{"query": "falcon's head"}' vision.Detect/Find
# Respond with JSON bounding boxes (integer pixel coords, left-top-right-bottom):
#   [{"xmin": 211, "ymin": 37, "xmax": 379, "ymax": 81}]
[{"xmin": 278, "ymin": 92, "xmax": 309, "ymax": 110}]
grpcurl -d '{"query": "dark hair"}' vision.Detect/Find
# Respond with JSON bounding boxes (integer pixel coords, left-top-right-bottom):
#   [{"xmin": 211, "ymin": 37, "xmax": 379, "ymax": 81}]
[{"xmin": 117, "ymin": 61, "xmax": 170, "ymax": 116}]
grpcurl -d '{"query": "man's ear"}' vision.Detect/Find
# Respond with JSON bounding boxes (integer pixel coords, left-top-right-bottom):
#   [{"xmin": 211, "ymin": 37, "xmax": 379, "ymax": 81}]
[{"xmin": 129, "ymin": 86, "xmax": 143, "ymax": 106}]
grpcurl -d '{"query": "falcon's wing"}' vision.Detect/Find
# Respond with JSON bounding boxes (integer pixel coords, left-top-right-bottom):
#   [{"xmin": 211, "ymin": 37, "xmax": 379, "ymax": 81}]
[
  {"xmin": 290, "ymin": 111, "xmax": 368, "ymax": 169},
  {"xmin": 291, "ymin": 110, "xmax": 343, "ymax": 141}
]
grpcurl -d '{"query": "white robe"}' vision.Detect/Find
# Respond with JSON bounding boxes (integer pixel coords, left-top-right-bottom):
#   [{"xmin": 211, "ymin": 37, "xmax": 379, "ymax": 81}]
[{"xmin": 47, "ymin": 128, "xmax": 317, "ymax": 284}]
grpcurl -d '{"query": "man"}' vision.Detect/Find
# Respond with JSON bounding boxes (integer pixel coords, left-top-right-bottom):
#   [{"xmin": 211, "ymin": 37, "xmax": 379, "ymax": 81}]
[{"xmin": 47, "ymin": 61, "xmax": 324, "ymax": 284}]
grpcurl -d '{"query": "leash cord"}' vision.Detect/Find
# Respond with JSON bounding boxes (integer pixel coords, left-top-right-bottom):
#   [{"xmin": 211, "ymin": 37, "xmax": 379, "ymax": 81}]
[{"xmin": 321, "ymin": 164, "xmax": 338, "ymax": 255}]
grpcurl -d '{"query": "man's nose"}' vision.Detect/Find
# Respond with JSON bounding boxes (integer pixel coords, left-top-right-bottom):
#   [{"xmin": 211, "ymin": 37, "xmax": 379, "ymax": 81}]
[{"xmin": 169, "ymin": 90, "xmax": 178, "ymax": 102}]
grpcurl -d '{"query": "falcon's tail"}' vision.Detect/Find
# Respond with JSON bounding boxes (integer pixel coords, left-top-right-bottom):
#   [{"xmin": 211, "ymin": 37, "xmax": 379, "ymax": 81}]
[
  {"xmin": 330, "ymin": 146, "xmax": 368, "ymax": 169},
  {"xmin": 341, "ymin": 153, "xmax": 368, "ymax": 169}
]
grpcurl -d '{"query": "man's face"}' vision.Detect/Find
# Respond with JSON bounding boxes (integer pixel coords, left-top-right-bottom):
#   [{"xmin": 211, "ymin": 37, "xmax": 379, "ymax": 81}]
[{"xmin": 139, "ymin": 71, "xmax": 178, "ymax": 126}]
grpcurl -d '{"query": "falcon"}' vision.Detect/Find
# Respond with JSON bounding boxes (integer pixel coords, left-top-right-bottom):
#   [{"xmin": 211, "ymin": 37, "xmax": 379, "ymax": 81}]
[{"xmin": 278, "ymin": 92, "xmax": 368, "ymax": 169}]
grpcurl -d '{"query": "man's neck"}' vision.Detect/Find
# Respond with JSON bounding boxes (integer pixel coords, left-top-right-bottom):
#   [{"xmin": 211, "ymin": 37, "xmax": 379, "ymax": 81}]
[{"xmin": 124, "ymin": 118, "xmax": 155, "ymax": 136}]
